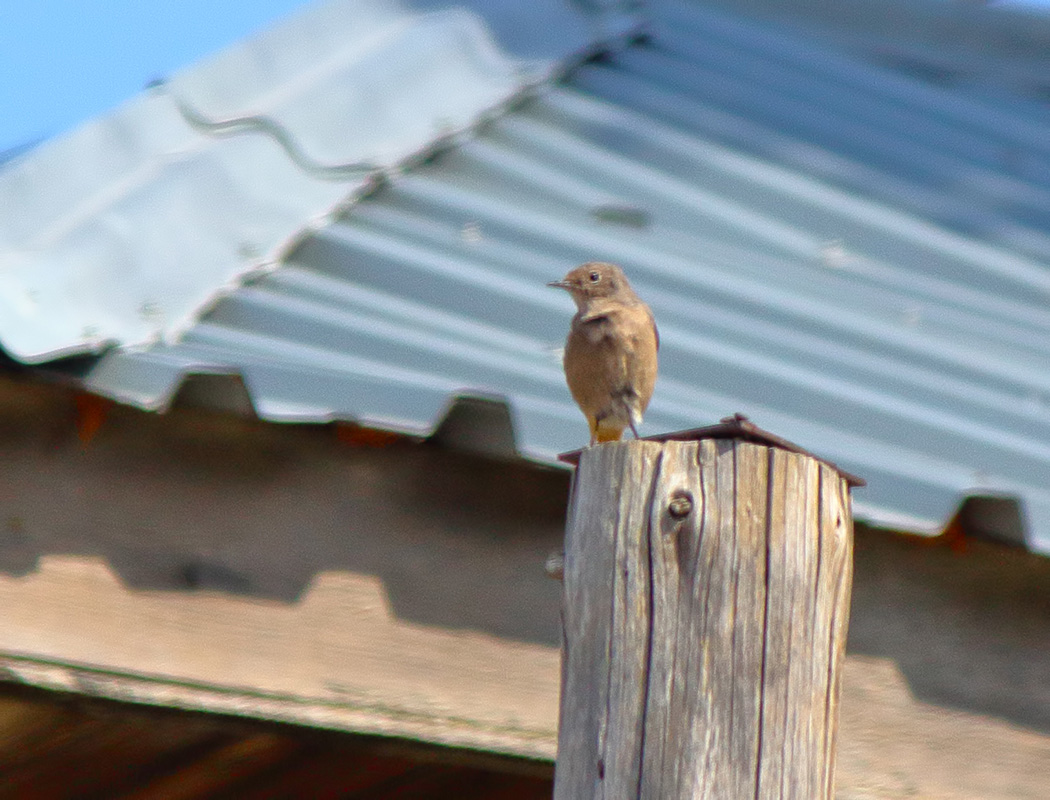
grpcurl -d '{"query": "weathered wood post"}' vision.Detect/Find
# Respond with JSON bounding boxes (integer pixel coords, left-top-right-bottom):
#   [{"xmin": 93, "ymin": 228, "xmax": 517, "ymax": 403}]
[{"xmin": 554, "ymin": 417, "xmax": 862, "ymax": 799}]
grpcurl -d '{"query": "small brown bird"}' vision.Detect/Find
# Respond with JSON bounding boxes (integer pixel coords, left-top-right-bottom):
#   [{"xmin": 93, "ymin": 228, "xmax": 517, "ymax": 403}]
[{"xmin": 548, "ymin": 262, "xmax": 659, "ymax": 445}]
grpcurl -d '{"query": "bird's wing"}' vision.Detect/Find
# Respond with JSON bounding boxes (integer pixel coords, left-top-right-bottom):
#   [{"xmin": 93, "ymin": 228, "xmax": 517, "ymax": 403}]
[{"xmin": 640, "ymin": 306, "xmax": 659, "ymax": 351}]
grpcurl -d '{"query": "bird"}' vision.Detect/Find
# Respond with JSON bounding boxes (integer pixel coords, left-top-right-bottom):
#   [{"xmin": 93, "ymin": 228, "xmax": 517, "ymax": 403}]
[{"xmin": 548, "ymin": 262, "xmax": 659, "ymax": 445}]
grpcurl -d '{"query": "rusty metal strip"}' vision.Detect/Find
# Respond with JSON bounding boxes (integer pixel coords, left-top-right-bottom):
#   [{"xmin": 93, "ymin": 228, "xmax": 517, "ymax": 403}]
[{"xmin": 558, "ymin": 414, "xmax": 865, "ymax": 487}]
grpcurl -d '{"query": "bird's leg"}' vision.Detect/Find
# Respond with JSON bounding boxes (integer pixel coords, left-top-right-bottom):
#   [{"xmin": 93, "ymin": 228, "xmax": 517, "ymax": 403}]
[{"xmin": 628, "ymin": 420, "xmax": 641, "ymax": 439}]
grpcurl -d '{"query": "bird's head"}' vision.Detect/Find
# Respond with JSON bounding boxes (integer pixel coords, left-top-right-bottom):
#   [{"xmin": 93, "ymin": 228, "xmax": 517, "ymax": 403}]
[{"xmin": 548, "ymin": 262, "xmax": 632, "ymax": 309}]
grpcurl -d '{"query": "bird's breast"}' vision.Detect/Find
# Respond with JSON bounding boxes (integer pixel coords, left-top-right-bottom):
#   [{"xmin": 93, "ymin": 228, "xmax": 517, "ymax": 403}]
[{"xmin": 563, "ymin": 305, "xmax": 658, "ymax": 414}]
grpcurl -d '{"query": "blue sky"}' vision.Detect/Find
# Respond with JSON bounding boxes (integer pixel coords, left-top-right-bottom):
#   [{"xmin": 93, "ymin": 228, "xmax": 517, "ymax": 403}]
[
  {"xmin": 4, "ymin": 1, "xmax": 1050, "ymax": 156},
  {"xmin": 0, "ymin": 1, "xmax": 314, "ymax": 154}
]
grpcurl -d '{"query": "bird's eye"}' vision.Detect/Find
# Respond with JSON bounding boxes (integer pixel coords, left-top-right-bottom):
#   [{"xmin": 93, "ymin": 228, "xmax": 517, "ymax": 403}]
[{"xmin": 589, "ymin": 271, "xmax": 601, "ymax": 283}]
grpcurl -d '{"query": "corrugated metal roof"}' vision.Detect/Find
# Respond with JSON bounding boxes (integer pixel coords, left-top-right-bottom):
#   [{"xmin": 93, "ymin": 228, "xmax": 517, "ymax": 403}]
[
  {"xmin": 7, "ymin": 0, "xmax": 1050, "ymax": 553},
  {"xmin": 0, "ymin": 141, "xmax": 39, "ymax": 168},
  {"xmin": 0, "ymin": 0, "xmax": 637, "ymax": 364},
  {"xmin": 706, "ymin": 0, "xmax": 1050, "ymax": 110}
]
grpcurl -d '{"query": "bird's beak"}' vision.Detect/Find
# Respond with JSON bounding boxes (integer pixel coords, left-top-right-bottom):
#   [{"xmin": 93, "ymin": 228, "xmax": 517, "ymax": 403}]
[{"xmin": 547, "ymin": 280, "xmax": 572, "ymax": 290}]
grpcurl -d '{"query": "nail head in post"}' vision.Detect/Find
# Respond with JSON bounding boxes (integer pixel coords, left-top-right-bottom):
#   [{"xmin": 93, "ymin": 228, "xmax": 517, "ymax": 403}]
[
  {"xmin": 545, "ymin": 551, "xmax": 565, "ymax": 580},
  {"xmin": 668, "ymin": 490, "xmax": 693, "ymax": 519}
]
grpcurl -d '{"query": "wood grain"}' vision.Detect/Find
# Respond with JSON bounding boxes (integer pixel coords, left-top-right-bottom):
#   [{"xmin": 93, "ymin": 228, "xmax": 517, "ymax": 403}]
[{"xmin": 554, "ymin": 439, "xmax": 854, "ymax": 799}]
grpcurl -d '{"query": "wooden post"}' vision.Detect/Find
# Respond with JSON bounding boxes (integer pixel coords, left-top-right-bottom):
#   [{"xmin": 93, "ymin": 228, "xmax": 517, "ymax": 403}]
[{"xmin": 554, "ymin": 434, "xmax": 856, "ymax": 799}]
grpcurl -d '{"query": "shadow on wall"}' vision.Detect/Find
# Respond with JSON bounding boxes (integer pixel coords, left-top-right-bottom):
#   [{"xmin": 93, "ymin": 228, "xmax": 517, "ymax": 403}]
[
  {"xmin": 2, "ymin": 376, "xmax": 1049, "ymax": 735},
  {"xmin": 848, "ymin": 525, "xmax": 1050, "ymax": 735},
  {"xmin": 0, "ymin": 376, "xmax": 569, "ymax": 647}
]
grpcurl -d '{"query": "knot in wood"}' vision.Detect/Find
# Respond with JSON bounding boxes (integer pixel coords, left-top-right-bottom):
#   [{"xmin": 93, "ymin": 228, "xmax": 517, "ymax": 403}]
[{"xmin": 667, "ymin": 490, "xmax": 693, "ymax": 519}]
